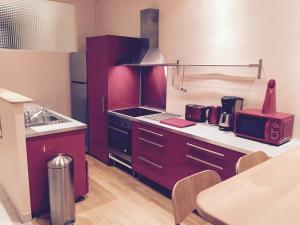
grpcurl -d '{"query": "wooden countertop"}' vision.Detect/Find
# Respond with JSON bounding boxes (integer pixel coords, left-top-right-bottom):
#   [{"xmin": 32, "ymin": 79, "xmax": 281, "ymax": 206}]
[{"xmin": 196, "ymin": 147, "xmax": 300, "ymax": 225}]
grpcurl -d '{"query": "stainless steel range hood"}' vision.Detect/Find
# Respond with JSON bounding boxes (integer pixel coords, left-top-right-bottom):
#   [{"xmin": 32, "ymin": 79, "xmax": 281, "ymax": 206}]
[
  {"xmin": 118, "ymin": 8, "xmax": 169, "ymax": 66},
  {"xmin": 139, "ymin": 8, "xmax": 165, "ymax": 65}
]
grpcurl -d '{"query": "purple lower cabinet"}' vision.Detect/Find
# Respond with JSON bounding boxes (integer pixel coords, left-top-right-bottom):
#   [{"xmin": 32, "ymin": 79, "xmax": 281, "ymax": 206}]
[
  {"xmin": 26, "ymin": 130, "xmax": 88, "ymax": 216},
  {"xmin": 180, "ymin": 137, "xmax": 245, "ymax": 181},
  {"xmin": 132, "ymin": 122, "xmax": 181, "ymax": 190},
  {"xmin": 132, "ymin": 121, "xmax": 245, "ymax": 190}
]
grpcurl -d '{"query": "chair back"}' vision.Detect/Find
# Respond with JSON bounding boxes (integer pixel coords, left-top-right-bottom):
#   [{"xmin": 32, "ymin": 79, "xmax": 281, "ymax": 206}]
[
  {"xmin": 171, "ymin": 170, "xmax": 221, "ymax": 225},
  {"xmin": 236, "ymin": 151, "xmax": 269, "ymax": 174}
]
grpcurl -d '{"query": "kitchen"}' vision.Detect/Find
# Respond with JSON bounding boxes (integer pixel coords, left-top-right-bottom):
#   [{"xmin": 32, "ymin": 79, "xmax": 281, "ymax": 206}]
[{"xmin": 1, "ymin": 0, "xmax": 300, "ymax": 225}]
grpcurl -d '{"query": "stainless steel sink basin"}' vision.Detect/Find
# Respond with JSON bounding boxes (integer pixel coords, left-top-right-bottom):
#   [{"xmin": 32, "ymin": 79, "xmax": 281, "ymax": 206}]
[{"xmin": 25, "ymin": 112, "xmax": 70, "ymax": 128}]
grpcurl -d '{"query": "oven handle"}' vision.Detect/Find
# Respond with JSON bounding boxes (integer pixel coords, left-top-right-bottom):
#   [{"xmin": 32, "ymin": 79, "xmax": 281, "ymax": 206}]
[
  {"xmin": 138, "ymin": 156, "xmax": 163, "ymax": 169},
  {"xmin": 107, "ymin": 125, "xmax": 129, "ymax": 135}
]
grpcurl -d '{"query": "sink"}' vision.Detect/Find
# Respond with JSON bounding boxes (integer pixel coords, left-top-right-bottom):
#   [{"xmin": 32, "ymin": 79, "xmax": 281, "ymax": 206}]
[{"xmin": 26, "ymin": 113, "xmax": 70, "ymax": 127}]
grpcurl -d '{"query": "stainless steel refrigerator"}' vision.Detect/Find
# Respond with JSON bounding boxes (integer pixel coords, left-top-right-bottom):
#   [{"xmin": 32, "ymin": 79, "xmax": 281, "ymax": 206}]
[{"xmin": 70, "ymin": 52, "xmax": 88, "ymax": 147}]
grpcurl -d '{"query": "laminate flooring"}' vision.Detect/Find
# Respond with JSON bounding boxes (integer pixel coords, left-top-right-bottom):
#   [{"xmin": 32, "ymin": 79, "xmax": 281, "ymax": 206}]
[{"xmin": 5, "ymin": 155, "xmax": 210, "ymax": 225}]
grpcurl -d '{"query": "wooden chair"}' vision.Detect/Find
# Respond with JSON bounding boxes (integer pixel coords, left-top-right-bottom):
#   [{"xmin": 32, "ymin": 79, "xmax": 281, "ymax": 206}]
[
  {"xmin": 236, "ymin": 151, "xmax": 269, "ymax": 174},
  {"xmin": 171, "ymin": 170, "xmax": 222, "ymax": 225}
]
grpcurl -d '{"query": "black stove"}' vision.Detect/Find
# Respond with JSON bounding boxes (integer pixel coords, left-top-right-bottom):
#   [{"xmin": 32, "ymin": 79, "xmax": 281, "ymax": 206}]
[
  {"xmin": 107, "ymin": 107, "xmax": 161, "ymax": 167},
  {"xmin": 113, "ymin": 107, "xmax": 161, "ymax": 117}
]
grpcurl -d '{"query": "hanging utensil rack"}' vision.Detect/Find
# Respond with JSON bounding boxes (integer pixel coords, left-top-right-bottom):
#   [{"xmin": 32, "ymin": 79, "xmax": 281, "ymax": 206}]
[{"xmin": 166, "ymin": 58, "xmax": 263, "ymax": 79}]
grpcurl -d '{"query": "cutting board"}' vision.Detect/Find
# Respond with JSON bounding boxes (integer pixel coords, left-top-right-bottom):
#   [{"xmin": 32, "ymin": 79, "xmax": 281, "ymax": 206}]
[{"xmin": 160, "ymin": 118, "xmax": 196, "ymax": 128}]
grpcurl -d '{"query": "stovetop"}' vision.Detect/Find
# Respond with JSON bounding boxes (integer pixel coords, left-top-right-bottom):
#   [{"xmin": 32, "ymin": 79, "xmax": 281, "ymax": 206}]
[{"xmin": 112, "ymin": 107, "xmax": 161, "ymax": 117}]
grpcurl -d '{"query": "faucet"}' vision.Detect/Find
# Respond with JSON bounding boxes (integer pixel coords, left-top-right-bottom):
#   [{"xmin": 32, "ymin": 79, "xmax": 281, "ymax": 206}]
[
  {"xmin": 30, "ymin": 107, "xmax": 48, "ymax": 121},
  {"xmin": 24, "ymin": 111, "xmax": 31, "ymax": 128},
  {"xmin": 24, "ymin": 107, "xmax": 48, "ymax": 127}
]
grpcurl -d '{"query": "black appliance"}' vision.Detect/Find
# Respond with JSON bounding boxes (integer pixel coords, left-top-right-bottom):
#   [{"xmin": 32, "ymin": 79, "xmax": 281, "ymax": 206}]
[
  {"xmin": 107, "ymin": 107, "xmax": 160, "ymax": 167},
  {"xmin": 113, "ymin": 107, "xmax": 160, "ymax": 117},
  {"xmin": 219, "ymin": 96, "xmax": 243, "ymax": 131}
]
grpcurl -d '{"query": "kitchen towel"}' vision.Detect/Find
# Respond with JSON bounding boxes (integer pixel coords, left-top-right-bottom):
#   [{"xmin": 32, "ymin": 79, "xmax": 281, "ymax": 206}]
[{"xmin": 160, "ymin": 118, "xmax": 196, "ymax": 128}]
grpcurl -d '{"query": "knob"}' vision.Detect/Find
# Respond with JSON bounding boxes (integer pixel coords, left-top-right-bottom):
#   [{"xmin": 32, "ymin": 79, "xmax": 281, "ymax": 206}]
[
  {"xmin": 271, "ymin": 132, "xmax": 279, "ymax": 140},
  {"xmin": 271, "ymin": 123, "xmax": 280, "ymax": 129}
]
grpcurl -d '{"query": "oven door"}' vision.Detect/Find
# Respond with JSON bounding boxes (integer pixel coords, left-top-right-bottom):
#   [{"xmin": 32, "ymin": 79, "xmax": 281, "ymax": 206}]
[{"xmin": 107, "ymin": 125, "xmax": 132, "ymax": 161}]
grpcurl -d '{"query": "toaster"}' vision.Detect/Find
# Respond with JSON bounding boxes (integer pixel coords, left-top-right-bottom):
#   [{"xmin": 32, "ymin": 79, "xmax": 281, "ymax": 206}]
[{"xmin": 185, "ymin": 104, "xmax": 208, "ymax": 123}]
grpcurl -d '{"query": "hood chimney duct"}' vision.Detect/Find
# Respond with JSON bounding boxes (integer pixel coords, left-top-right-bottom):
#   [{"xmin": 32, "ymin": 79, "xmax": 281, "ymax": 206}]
[{"xmin": 140, "ymin": 8, "xmax": 165, "ymax": 65}]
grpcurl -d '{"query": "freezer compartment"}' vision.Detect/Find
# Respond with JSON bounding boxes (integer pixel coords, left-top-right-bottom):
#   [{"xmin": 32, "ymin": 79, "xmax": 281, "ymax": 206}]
[{"xmin": 71, "ymin": 82, "xmax": 87, "ymax": 124}]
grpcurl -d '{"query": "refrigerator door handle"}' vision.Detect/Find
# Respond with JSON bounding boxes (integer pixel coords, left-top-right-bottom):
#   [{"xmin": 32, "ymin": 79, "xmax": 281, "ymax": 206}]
[{"xmin": 102, "ymin": 97, "xmax": 106, "ymax": 114}]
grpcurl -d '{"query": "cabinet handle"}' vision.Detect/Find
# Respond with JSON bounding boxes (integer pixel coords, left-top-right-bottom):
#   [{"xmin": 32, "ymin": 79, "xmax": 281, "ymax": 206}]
[
  {"xmin": 107, "ymin": 125, "xmax": 129, "ymax": 135},
  {"xmin": 42, "ymin": 145, "xmax": 47, "ymax": 153},
  {"xmin": 138, "ymin": 156, "xmax": 163, "ymax": 169},
  {"xmin": 138, "ymin": 127, "xmax": 164, "ymax": 137},
  {"xmin": 186, "ymin": 143, "xmax": 224, "ymax": 157},
  {"xmin": 0, "ymin": 116, "xmax": 2, "ymax": 139},
  {"xmin": 102, "ymin": 97, "xmax": 106, "ymax": 114},
  {"xmin": 138, "ymin": 138, "xmax": 164, "ymax": 149},
  {"xmin": 185, "ymin": 155, "xmax": 224, "ymax": 171}
]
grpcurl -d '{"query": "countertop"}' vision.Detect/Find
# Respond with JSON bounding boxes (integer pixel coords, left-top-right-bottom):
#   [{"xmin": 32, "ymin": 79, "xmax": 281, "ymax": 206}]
[
  {"xmin": 0, "ymin": 87, "xmax": 33, "ymax": 104},
  {"xmin": 196, "ymin": 146, "xmax": 300, "ymax": 225},
  {"xmin": 25, "ymin": 107, "xmax": 86, "ymax": 138},
  {"xmin": 110, "ymin": 109, "xmax": 300, "ymax": 157}
]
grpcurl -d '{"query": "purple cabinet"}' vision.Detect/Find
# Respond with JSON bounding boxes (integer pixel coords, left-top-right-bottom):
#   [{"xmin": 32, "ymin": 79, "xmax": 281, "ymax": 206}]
[
  {"xmin": 132, "ymin": 121, "xmax": 245, "ymax": 190},
  {"xmin": 86, "ymin": 35, "xmax": 145, "ymax": 163},
  {"xmin": 132, "ymin": 122, "xmax": 181, "ymax": 189},
  {"xmin": 180, "ymin": 137, "xmax": 245, "ymax": 180},
  {"xmin": 26, "ymin": 130, "xmax": 88, "ymax": 216}
]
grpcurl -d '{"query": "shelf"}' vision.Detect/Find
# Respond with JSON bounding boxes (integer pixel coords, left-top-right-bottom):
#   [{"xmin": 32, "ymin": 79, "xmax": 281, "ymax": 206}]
[{"xmin": 120, "ymin": 59, "xmax": 263, "ymax": 80}]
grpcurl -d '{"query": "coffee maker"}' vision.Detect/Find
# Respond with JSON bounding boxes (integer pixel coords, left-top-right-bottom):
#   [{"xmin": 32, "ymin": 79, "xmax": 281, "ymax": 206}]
[{"xmin": 219, "ymin": 96, "xmax": 243, "ymax": 131}]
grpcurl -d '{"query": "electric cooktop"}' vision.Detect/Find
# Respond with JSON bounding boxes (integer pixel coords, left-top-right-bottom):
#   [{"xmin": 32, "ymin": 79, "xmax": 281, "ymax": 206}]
[{"xmin": 113, "ymin": 107, "xmax": 161, "ymax": 117}]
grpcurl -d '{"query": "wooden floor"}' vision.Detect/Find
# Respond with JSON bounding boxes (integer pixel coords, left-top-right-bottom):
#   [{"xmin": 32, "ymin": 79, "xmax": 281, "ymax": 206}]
[{"xmin": 32, "ymin": 155, "xmax": 209, "ymax": 225}]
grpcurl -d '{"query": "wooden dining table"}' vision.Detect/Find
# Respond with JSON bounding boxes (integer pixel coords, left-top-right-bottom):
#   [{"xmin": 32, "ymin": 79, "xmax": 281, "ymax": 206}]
[{"xmin": 196, "ymin": 147, "xmax": 300, "ymax": 225}]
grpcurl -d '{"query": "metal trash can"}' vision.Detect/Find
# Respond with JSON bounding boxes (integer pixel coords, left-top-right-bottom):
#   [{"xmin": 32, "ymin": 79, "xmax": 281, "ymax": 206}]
[{"xmin": 48, "ymin": 154, "xmax": 75, "ymax": 225}]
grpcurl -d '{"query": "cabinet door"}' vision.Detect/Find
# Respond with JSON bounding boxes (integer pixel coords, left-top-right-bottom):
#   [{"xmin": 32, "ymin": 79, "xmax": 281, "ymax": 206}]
[
  {"xmin": 26, "ymin": 130, "xmax": 87, "ymax": 215},
  {"xmin": 26, "ymin": 141, "xmax": 49, "ymax": 215},
  {"xmin": 132, "ymin": 122, "xmax": 168, "ymax": 188},
  {"xmin": 132, "ymin": 122, "xmax": 182, "ymax": 189},
  {"xmin": 87, "ymin": 50, "xmax": 109, "ymax": 163},
  {"xmin": 182, "ymin": 138, "xmax": 245, "ymax": 180}
]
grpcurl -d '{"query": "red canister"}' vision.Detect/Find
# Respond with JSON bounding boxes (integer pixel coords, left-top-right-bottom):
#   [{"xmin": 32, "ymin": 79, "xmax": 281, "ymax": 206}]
[{"xmin": 207, "ymin": 106, "xmax": 221, "ymax": 125}]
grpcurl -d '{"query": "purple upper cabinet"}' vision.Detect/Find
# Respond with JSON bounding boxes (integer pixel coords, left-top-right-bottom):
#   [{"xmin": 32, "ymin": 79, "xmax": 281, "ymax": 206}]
[
  {"xmin": 141, "ymin": 66, "xmax": 167, "ymax": 110},
  {"xmin": 108, "ymin": 66, "xmax": 140, "ymax": 110},
  {"xmin": 86, "ymin": 35, "xmax": 146, "ymax": 163}
]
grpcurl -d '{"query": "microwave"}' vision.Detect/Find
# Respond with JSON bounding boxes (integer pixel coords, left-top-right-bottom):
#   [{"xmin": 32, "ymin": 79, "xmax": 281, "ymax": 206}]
[{"xmin": 234, "ymin": 108, "xmax": 294, "ymax": 145}]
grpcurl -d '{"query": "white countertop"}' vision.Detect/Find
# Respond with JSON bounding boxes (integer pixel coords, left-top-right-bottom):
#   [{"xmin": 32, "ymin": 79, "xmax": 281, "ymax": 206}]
[
  {"xmin": 0, "ymin": 87, "xmax": 33, "ymax": 104},
  {"xmin": 135, "ymin": 116, "xmax": 300, "ymax": 158},
  {"xmin": 25, "ymin": 106, "xmax": 86, "ymax": 138}
]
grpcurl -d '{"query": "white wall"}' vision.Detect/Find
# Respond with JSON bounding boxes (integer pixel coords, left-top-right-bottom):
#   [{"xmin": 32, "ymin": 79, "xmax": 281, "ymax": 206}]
[
  {"xmin": 0, "ymin": 0, "xmax": 97, "ymax": 116},
  {"xmin": 96, "ymin": 0, "xmax": 158, "ymax": 36},
  {"xmin": 49, "ymin": 0, "xmax": 97, "ymax": 51},
  {"xmin": 0, "ymin": 50, "xmax": 71, "ymax": 116},
  {"xmin": 0, "ymin": 99, "xmax": 31, "ymax": 223},
  {"xmin": 96, "ymin": 0, "xmax": 300, "ymax": 138}
]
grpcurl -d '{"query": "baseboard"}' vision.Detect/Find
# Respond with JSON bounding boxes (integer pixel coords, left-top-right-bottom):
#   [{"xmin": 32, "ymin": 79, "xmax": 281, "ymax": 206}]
[{"xmin": 0, "ymin": 184, "xmax": 32, "ymax": 223}]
